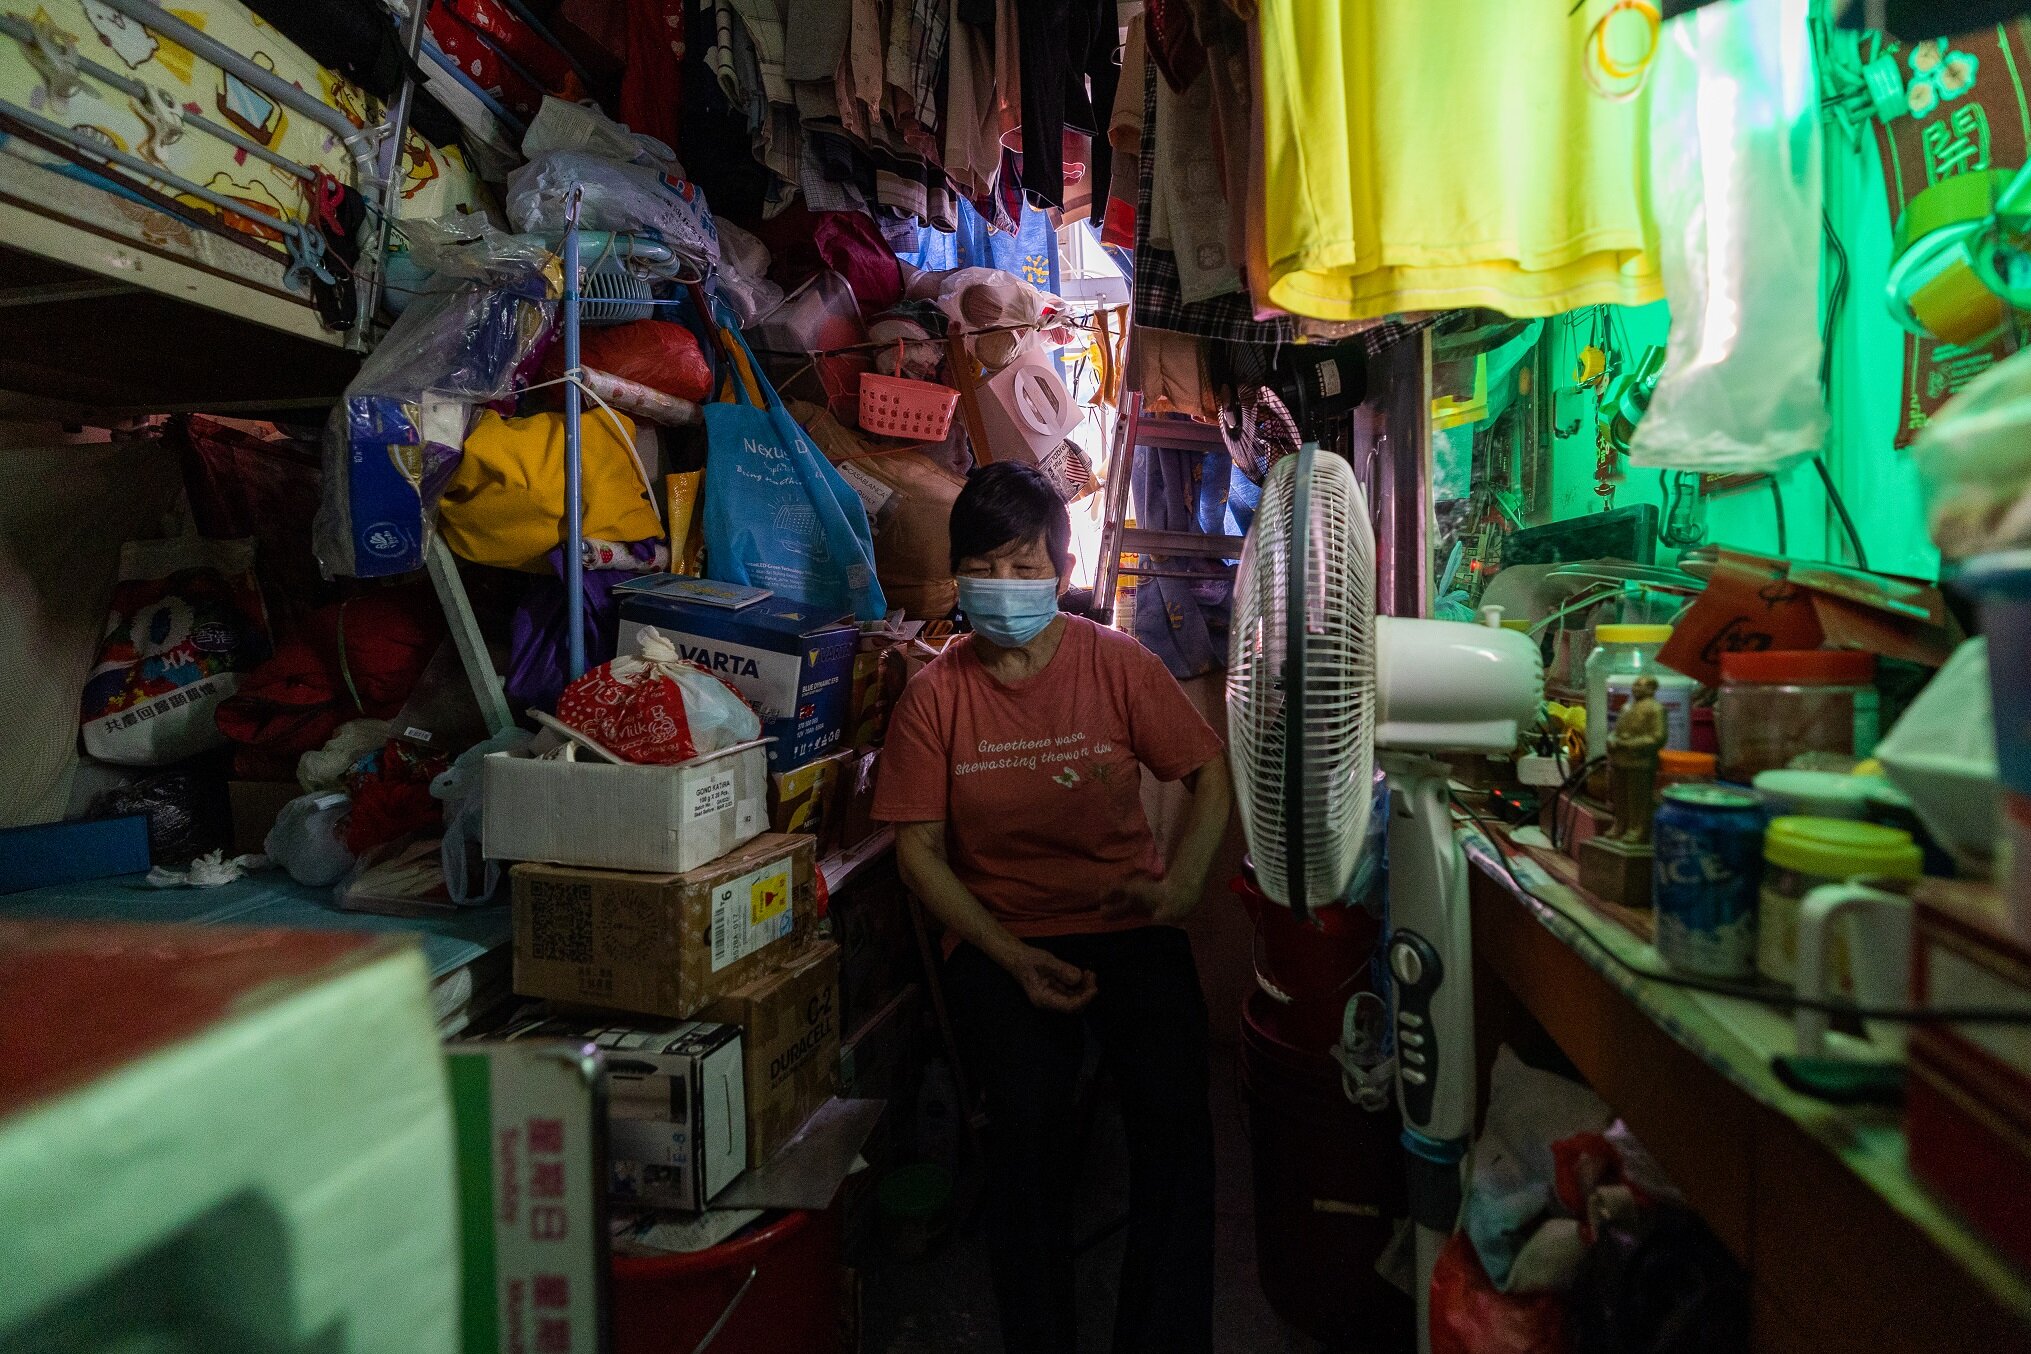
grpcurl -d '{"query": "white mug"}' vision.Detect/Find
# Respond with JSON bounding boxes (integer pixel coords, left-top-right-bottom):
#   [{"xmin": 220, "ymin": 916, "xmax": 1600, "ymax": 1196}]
[{"xmin": 1793, "ymin": 879, "xmax": 1916, "ymax": 1061}]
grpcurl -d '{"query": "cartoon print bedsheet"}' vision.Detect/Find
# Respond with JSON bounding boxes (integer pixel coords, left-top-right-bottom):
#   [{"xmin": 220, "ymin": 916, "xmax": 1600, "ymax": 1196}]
[{"xmin": 0, "ymin": 1, "xmax": 481, "ymax": 283}]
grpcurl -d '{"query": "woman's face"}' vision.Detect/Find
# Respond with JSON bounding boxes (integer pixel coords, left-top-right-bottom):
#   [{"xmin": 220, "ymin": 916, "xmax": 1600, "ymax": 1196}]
[{"xmin": 955, "ymin": 534, "xmax": 1069, "ymax": 594}]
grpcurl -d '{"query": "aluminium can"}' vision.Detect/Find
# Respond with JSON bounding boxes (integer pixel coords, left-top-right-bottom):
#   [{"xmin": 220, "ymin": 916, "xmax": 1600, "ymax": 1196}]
[{"xmin": 1652, "ymin": 784, "xmax": 1765, "ymax": 978}]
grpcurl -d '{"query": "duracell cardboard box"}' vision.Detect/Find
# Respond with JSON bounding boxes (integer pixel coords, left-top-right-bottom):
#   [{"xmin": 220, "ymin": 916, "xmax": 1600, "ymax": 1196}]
[
  {"xmin": 703, "ymin": 938, "xmax": 841, "ymax": 1166},
  {"xmin": 512, "ymin": 834, "xmax": 818, "ymax": 1019}
]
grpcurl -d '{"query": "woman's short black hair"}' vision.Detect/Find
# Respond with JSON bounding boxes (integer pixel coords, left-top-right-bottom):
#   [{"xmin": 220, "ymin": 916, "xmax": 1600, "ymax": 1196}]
[{"xmin": 948, "ymin": 461, "xmax": 1071, "ymax": 573}]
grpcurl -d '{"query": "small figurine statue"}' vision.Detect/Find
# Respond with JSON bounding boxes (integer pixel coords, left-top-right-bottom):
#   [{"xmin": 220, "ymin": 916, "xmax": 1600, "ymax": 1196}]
[{"xmin": 1607, "ymin": 675, "xmax": 1668, "ymax": 845}]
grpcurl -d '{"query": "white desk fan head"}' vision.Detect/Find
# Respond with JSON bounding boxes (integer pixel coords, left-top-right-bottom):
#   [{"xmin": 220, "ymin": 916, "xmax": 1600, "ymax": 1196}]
[{"xmin": 1227, "ymin": 446, "xmax": 1544, "ymax": 913}]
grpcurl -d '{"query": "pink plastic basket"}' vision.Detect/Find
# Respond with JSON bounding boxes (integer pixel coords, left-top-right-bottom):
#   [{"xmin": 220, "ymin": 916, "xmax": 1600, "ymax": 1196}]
[{"xmin": 858, "ymin": 344, "xmax": 959, "ymax": 440}]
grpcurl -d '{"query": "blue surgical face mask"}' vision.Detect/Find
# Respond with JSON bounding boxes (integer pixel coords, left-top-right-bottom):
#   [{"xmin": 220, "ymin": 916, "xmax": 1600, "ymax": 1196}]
[{"xmin": 957, "ymin": 576, "xmax": 1062, "ymax": 649}]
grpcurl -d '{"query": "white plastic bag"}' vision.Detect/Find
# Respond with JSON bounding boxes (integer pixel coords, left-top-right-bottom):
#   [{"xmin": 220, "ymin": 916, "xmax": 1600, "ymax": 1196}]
[
  {"xmin": 266, "ymin": 791, "xmax": 355, "ymax": 887},
  {"xmin": 1629, "ymin": 0, "xmax": 1828, "ymax": 475},
  {"xmin": 433, "ymin": 727, "xmax": 533, "ymax": 905},
  {"xmin": 506, "ymin": 151, "xmax": 720, "ymax": 271},
  {"xmin": 1908, "ymin": 347, "xmax": 2031, "ymax": 557},
  {"xmin": 522, "ymin": 96, "xmax": 676, "ymax": 169}
]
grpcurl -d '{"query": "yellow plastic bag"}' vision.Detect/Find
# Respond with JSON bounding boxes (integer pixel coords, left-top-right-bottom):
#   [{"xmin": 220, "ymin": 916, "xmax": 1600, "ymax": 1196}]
[{"xmin": 438, "ymin": 409, "xmax": 662, "ymax": 572}]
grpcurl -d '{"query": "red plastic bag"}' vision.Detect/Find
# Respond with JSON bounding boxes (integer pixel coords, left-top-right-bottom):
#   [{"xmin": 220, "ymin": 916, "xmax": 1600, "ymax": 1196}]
[
  {"xmin": 554, "ymin": 628, "xmax": 761, "ymax": 764},
  {"xmin": 555, "ymin": 321, "xmax": 714, "ymax": 403},
  {"xmin": 1431, "ymin": 1232, "xmax": 1570, "ymax": 1354}
]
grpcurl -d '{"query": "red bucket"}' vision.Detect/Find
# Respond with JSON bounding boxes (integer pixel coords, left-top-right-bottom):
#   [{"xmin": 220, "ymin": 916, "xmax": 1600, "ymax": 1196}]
[
  {"xmin": 611, "ymin": 1207, "xmax": 841, "ymax": 1354},
  {"xmin": 1232, "ymin": 870, "xmax": 1381, "ymax": 1052}
]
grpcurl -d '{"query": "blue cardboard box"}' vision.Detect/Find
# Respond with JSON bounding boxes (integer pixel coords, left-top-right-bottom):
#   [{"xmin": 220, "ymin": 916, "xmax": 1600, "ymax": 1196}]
[{"xmin": 616, "ymin": 576, "xmax": 857, "ymax": 772}]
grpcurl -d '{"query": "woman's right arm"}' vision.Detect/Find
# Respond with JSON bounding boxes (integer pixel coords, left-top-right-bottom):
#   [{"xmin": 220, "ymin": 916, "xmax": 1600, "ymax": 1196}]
[{"xmin": 897, "ymin": 821, "xmax": 1096, "ymax": 1012}]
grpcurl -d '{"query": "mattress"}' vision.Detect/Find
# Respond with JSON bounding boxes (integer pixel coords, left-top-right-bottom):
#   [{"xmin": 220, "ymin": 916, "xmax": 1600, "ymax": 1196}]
[{"xmin": 0, "ymin": 0, "xmax": 482, "ymax": 328}]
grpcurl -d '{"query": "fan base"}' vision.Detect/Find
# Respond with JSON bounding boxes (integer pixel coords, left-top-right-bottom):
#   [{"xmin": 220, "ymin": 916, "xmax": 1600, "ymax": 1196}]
[{"xmin": 1579, "ymin": 836, "xmax": 1655, "ymax": 909}]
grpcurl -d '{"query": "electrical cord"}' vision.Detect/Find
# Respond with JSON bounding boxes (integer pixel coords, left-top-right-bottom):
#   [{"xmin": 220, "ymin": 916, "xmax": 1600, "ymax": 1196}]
[
  {"xmin": 1813, "ymin": 454, "xmax": 1871, "ymax": 570},
  {"xmin": 1456, "ymin": 799, "xmax": 2031, "ymax": 1026}
]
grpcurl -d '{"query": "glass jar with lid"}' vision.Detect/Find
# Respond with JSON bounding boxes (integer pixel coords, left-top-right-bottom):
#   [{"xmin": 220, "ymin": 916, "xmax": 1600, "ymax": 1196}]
[
  {"xmin": 1716, "ymin": 651, "xmax": 1878, "ymax": 785},
  {"xmin": 1585, "ymin": 624, "xmax": 1697, "ymax": 758}
]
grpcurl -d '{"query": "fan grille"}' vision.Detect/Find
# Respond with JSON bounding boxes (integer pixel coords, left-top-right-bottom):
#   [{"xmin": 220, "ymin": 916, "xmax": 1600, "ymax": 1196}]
[{"xmin": 1226, "ymin": 448, "xmax": 1377, "ymax": 910}]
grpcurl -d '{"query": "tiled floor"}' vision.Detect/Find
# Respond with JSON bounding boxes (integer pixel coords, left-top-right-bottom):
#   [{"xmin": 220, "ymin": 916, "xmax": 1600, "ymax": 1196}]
[{"xmin": 861, "ymin": 1046, "xmax": 1359, "ymax": 1354}]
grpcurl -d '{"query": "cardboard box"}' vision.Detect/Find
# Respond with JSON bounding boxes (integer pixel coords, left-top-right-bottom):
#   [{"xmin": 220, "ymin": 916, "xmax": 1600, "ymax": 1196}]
[
  {"xmin": 484, "ymin": 739, "xmax": 768, "ymax": 875},
  {"xmin": 512, "ymin": 834, "xmax": 819, "ymax": 1019},
  {"xmin": 228, "ymin": 781, "xmax": 300, "ymax": 856},
  {"xmin": 768, "ymin": 751, "xmax": 853, "ymax": 848},
  {"xmin": 499, "ymin": 1016, "xmax": 747, "ymax": 1211},
  {"xmin": 704, "ymin": 939, "xmax": 842, "ymax": 1166},
  {"xmin": 836, "ymin": 749, "xmax": 882, "ymax": 851},
  {"xmin": 615, "ymin": 576, "xmax": 858, "ymax": 772},
  {"xmin": 445, "ymin": 1040, "xmax": 606, "ymax": 1352}
]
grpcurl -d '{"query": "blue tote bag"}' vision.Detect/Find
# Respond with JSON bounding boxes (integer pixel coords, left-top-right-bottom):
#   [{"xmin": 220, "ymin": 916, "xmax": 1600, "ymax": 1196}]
[{"xmin": 701, "ymin": 311, "xmax": 887, "ymax": 621}]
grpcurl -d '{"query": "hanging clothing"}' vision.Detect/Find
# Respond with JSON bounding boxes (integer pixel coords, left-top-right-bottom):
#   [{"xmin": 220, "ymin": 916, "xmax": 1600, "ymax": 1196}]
[
  {"xmin": 1013, "ymin": 0, "xmax": 1117, "ymax": 210},
  {"xmin": 1134, "ymin": 56, "xmax": 1294, "ymax": 344},
  {"xmin": 944, "ymin": 0, "xmax": 1002, "ymax": 197},
  {"xmin": 620, "ymin": 0, "xmax": 687, "ymax": 150},
  {"xmin": 1254, "ymin": 0, "xmax": 1663, "ymax": 321}
]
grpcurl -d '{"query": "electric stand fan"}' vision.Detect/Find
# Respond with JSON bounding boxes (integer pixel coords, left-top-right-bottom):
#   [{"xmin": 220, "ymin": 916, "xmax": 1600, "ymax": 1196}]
[{"xmin": 1227, "ymin": 444, "xmax": 1544, "ymax": 1353}]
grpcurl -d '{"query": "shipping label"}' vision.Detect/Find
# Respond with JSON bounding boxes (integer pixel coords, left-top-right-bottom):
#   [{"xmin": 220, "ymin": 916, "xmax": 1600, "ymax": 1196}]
[{"xmin": 709, "ymin": 860, "xmax": 795, "ymax": 972}]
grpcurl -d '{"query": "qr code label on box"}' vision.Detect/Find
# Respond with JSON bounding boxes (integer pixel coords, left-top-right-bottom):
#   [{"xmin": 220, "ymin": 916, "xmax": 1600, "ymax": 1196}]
[{"xmin": 529, "ymin": 879, "xmax": 595, "ymax": 963}]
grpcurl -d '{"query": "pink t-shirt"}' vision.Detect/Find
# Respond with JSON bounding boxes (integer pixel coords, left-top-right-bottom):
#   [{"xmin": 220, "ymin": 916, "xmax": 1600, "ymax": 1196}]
[{"xmin": 872, "ymin": 616, "xmax": 1224, "ymax": 938}]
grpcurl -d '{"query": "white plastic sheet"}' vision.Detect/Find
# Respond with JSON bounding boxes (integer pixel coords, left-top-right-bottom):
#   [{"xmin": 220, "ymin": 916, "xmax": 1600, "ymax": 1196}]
[{"xmin": 1629, "ymin": 0, "xmax": 1829, "ymax": 474}]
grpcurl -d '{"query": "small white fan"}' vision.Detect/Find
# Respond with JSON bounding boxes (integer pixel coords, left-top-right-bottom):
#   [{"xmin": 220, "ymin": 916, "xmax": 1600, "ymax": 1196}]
[{"xmin": 1228, "ymin": 444, "xmax": 1544, "ymax": 1353}]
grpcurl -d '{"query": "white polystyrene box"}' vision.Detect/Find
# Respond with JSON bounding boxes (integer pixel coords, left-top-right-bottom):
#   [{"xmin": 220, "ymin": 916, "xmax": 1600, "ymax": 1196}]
[{"xmin": 483, "ymin": 739, "xmax": 769, "ymax": 874}]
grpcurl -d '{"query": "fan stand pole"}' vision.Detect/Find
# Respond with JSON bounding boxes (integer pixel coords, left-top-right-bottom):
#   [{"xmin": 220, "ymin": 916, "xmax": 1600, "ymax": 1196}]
[{"xmin": 1379, "ymin": 750, "xmax": 1477, "ymax": 1354}]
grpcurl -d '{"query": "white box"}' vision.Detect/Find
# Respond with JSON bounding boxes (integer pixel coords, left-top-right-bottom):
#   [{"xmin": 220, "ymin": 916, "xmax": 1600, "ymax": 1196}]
[{"xmin": 483, "ymin": 738, "xmax": 769, "ymax": 874}]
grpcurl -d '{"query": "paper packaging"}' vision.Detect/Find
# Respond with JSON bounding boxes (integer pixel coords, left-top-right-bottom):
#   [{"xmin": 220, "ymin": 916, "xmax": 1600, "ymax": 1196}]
[
  {"xmin": 483, "ymin": 739, "xmax": 768, "ymax": 875},
  {"xmin": 445, "ymin": 1040, "xmax": 607, "ymax": 1352},
  {"xmin": 768, "ymin": 751, "xmax": 853, "ymax": 848},
  {"xmin": 704, "ymin": 939, "xmax": 842, "ymax": 1166},
  {"xmin": 512, "ymin": 834, "xmax": 819, "ymax": 1018},
  {"xmin": 615, "ymin": 575, "xmax": 857, "ymax": 772},
  {"xmin": 499, "ymin": 1016, "xmax": 747, "ymax": 1212}
]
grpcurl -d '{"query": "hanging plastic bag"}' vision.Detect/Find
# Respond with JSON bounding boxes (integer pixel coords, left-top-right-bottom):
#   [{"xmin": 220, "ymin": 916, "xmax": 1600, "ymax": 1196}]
[
  {"xmin": 506, "ymin": 151, "xmax": 720, "ymax": 271},
  {"xmin": 1909, "ymin": 347, "xmax": 2031, "ymax": 557},
  {"xmin": 314, "ymin": 222, "xmax": 558, "ymax": 578},
  {"xmin": 80, "ymin": 537, "xmax": 273, "ymax": 766},
  {"xmin": 555, "ymin": 626, "xmax": 762, "ymax": 763},
  {"xmin": 521, "ymin": 95, "xmax": 675, "ymax": 167},
  {"xmin": 436, "ymin": 408, "xmax": 664, "ymax": 572},
  {"xmin": 1628, "ymin": 0, "xmax": 1828, "ymax": 475},
  {"xmin": 702, "ymin": 309, "xmax": 889, "ymax": 621}
]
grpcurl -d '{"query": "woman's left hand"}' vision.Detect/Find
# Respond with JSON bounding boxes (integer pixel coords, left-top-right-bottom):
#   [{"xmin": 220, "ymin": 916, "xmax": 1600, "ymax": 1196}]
[{"xmin": 1103, "ymin": 876, "xmax": 1199, "ymax": 925}]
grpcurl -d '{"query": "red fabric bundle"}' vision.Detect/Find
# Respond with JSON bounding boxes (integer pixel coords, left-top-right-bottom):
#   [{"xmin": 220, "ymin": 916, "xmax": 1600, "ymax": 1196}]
[
  {"xmin": 344, "ymin": 739, "xmax": 451, "ymax": 854},
  {"xmin": 215, "ymin": 588, "xmax": 445, "ymax": 757},
  {"xmin": 1429, "ymin": 1233, "xmax": 1569, "ymax": 1354},
  {"xmin": 812, "ymin": 212, "xmax": 903, "ymax": 315},
  {"xmin": 551, "ymin": 321, "xmax": 714, "ymax": 403}
]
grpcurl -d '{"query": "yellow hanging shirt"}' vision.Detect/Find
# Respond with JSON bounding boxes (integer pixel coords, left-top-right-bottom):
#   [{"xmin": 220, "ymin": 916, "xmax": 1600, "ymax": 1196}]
[{"xmin": 1257, "ymin": 0, "xmax": 1663, "ymax": 321}]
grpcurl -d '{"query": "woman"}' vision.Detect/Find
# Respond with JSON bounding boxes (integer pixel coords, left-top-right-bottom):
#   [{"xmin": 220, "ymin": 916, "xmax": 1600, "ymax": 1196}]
[{"xmin": 874, "ymin": 461, "xmax": 1232, "ymax": 1354}]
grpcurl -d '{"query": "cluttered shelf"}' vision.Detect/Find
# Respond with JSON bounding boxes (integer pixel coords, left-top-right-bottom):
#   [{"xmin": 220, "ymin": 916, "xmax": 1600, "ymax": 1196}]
[{"xmin": 1459, "ymin": 820, "xmax": 2031, "ymax": 1350}]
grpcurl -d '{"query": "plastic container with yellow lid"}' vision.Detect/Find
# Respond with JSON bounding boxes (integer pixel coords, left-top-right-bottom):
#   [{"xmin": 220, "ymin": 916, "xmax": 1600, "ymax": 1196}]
[
  {"xmin": 1585, "ymin": 623, "xmax": 1696, "ymax": 758},
  {"xmin": 1757, "ymin": 816, "xmax": 1924, "ymax": 987}
]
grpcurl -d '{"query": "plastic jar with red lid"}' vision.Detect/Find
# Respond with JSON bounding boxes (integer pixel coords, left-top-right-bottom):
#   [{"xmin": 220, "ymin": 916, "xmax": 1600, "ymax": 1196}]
[{"xmin": 1715, "ymin": 650, "xmax": 1879, "ymax": 785}]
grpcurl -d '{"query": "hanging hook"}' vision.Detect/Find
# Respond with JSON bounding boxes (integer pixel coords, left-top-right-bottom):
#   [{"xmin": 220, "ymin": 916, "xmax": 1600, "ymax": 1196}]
[{"xmin": 25, "ymin": 17, "xmax": 83, "ymax": 101}]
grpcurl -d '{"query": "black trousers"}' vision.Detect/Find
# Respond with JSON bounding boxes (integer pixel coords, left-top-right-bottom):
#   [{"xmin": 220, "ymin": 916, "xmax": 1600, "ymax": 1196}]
[{"xmin": 946, "ymin": 927, "xmax": 1216, "ymax": 1354}]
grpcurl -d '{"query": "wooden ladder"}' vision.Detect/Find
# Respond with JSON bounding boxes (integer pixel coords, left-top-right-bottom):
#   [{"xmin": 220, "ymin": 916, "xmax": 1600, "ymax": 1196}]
[{"xmin": 1090, "ymin": 391, "xmax": 1247, "ymax": 623}]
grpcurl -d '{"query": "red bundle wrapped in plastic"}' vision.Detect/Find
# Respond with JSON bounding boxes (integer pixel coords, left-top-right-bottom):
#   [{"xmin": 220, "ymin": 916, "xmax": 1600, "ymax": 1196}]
[
  {"xmin": 544, "ymin": 320, "xmax": 714, "ymax": 404},
  {"xmin": 555, "ymin": 627, "xmax": 760, "ymax": 765},
  {"xmin": 1430, "ymin": 1232, "xmax": 1570, "ymax": 1354}
]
